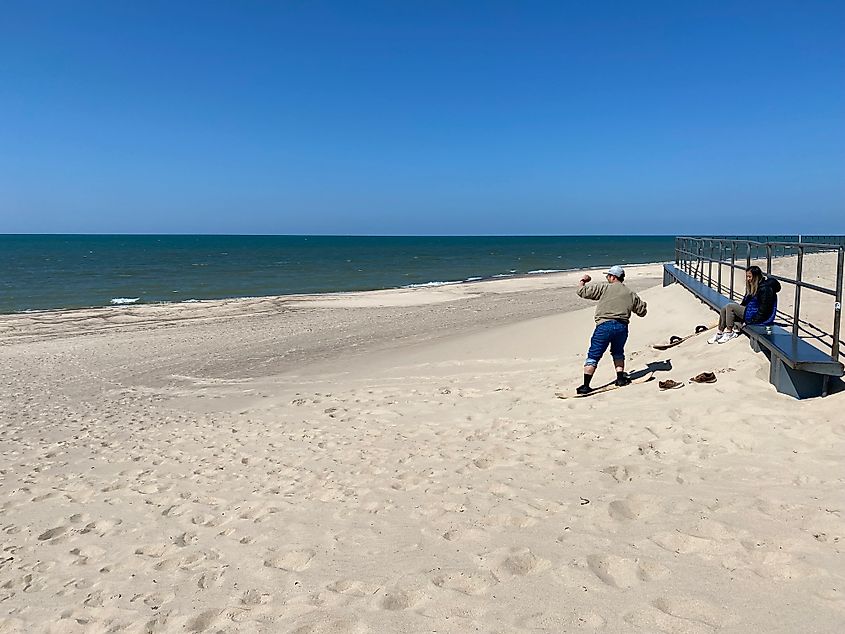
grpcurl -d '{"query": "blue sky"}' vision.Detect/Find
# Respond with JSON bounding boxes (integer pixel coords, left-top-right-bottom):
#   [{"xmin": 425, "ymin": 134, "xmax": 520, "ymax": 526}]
[{"xmin": 1, "ymin": 1, "xmax": 843, "ymax": 235}]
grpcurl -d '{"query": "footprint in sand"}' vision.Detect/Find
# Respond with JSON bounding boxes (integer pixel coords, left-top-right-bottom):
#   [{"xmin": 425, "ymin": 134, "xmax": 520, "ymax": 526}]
[
  {"xmin": 328, "ymin": 578, "xmax": 383, "ymax": 596},
  {"xmin": 80, "ymin": 518, "xmax": 123, "ymax": 536},
  {"xmin": 652, "ymin": 596, "xmax": 725, "ymax": 630},
  {"xmin": 601, "ymin": 464, "xmax": 637, "ymax": 483},
  {"xmin": 156, "ymin": 550, "xmax": 219, "ymax": 572},
  {"xmin": 608, "ymin": 494, "xmax": 659, "ymax": 521},
  {"xmin": 264, "ymin": 548, "xmax": 316, "ymax": 572},
  {"xmin": 197, "ymin": 568, "xmax": 225, "ymax": 589},
  {"xmin": 498, "ymin": 548, "xmax": 551, "ymax": 576},
  {"xmin": 625, "ymin": 596, "xmax": 725, "ymax": 634},
  {"xmin": 128, "ymin": 591, "xmax": 176, "ymax": 609},
  {"xmin": 175, "ymin": 531, "xmax": 200, "ymax": 547},
  {"xmin": 241, "ymin": 588, "xmax": 271, "ymax": 605},
  {"xmin": 69, "ymin": 545, "xmax": 106, "ymax": 565},
  {"xmin": 21, "ymin": 573, "xmax": 47, "ymax": 593},
  {"xmin": 441, "ymin": 526, "xmax": 484, "ymax": 542},
  {"xmin": 668, "ymin": 408, "xmax": 684, "ymax": 422},
  {"xmin": 82, "ymin": 590, "xmax": 107, "ymax": 608},
  {"xmin": 37, "ymin": 525, "xmax": 69, "ymax": 541},
  {"xmin": 134, "ymin": 542, "xmax": 177, "ymax": 559},
  {"xmin": 736, "ymin": 549, "xmax": 819, "ymax": 580},
  {"xmin": 378, "ymin": 588, "xmax": 426, "ymax": 610},
  {"xmin": 585, "ymin": 554, "xmax": 668, "ymax": 589},
  {"xmin": 688, "ymin": 518, "xmax": 744, "ymax": 541},
  {"xmin": 650, "ymin": 531, "xmax": 713, "ymax": 555},
  {"xmin": 184, "ymin": 608, "xmax": 223, "ymax": 632},
  {"xmin": 431, "ymin": 569, "xmax": 498, "ymax": 596},
  {"xmin": 191, "ymin": 512, "xmax": 228, "ymax": 527}
]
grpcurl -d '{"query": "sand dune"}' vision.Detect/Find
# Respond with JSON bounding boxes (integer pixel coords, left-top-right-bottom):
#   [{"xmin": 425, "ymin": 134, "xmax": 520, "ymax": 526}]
[{"xmin": 1, "ymin": 264, "xmax": 843, "ymax": 632}]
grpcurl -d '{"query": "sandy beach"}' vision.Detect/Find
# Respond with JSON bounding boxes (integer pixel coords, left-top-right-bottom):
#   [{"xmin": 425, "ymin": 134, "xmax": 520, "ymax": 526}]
[{"xmin": 1, "ymin": 263, "xmax": 843, "ymax": 633}]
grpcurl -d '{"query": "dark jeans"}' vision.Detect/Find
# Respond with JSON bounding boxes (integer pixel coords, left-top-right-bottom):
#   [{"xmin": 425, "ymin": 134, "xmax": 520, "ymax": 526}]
[{"xmin": 585, "ymin": 320, "xmax": 628, "ymax": 367}]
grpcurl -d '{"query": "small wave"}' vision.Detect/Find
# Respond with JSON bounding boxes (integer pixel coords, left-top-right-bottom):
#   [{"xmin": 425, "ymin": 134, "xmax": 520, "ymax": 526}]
[
  {"xmin": 527, "ymin": 269, "xmax": 565, "ymax": 275},
  {"xmin": 110, "ymin": 297, "xmax": 140, "ymax": 305},
  {"xmin": 465, "ymin": 277, "xmax": 483, "ymax": 282},
  {"xmin": 402, "ymin": 280, "xmax": 463, "ymax": 289}
]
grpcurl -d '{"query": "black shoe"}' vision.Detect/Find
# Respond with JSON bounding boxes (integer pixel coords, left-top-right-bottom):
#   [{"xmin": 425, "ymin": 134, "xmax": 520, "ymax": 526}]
[
  {"xmin": 576, "ymin": 385, "xmax": 593, "ymax": 395},
  {"xmin": 615, "ymin": 375, "xmax": 631, "ymax": 387}
]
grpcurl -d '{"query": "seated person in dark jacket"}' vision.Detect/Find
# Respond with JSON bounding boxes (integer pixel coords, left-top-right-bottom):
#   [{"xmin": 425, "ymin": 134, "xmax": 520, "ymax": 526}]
[{"xmin": 708, "ymin": 265, "xmax": 781, "ymax": 344}]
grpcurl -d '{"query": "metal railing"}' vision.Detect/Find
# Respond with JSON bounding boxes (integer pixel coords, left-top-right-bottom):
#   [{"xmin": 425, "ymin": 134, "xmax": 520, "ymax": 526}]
[
  {"xmin": 674, "ymin": 236, "xmax": 844, "ymax": 361},
  {"xmin": 709, "ymin": 235, "xmax": 845, "ymax": 247}
]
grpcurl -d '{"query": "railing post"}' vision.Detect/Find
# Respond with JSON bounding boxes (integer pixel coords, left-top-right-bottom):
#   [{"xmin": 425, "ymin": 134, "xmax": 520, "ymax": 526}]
[
  {"xmin": 708, "ymin": 240, "xmax": 714, "ymax": 289},
  {"xmin": 717, "ymin": 240, "xmax": 723, "ymax": 293},
  {"xmin": 766, "ymin": 243, "xmax": 772, "ymax": 275},
  {"xmin": 834, "ymin": 247, "xmax": 843, "ymax": 360},
  {"xmin": 730, "ymin": 242, "xmax": 736, "ymax": 300},
  {"xmin": 793, "ymin": 247, "xmax": 804, "ymax": 337},
  {"xmin": 696, "ymin": 241, "xmax": 701, "ymax": 281},
  {"xmin": 746, "ymin": 242, "xmax": 752, "ymax": 271},
  {"xmin": 690, "ymin": 238, "xmax": 695, "ymax": 276}
]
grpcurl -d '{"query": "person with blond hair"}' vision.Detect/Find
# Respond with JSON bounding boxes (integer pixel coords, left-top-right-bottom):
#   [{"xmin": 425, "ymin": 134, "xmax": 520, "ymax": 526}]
[{"xmin": 708, "ymin": 265, "xmax": 781, "ymax": 344}]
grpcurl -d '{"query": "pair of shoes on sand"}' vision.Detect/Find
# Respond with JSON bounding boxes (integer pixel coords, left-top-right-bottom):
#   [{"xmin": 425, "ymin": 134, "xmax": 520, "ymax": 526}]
[
  {"xmin": 690, "ymin": 372, "xmax": 717, "ymax": 384},
  {"xmin": 659, "ymin": 371, "xmax": 718, "ymax": 389},
  {"xmin": 707, "ymin": 331, "xmax": 739, "ymax": 344}
]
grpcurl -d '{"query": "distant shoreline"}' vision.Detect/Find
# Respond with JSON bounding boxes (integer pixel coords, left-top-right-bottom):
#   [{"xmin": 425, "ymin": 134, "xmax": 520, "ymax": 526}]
[
  {"xmin": 0, "ymin": 235, "xmax": 676, "ymax": 314},
  {"xmin": 2, "ymin": 260, "xmax": 669, "ymax": 318}
]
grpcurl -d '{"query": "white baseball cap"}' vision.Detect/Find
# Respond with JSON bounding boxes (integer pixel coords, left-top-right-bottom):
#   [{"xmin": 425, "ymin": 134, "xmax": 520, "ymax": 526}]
[{"xmin": 605, "ymin": 265, "xmax": 625, "ymax": 278}]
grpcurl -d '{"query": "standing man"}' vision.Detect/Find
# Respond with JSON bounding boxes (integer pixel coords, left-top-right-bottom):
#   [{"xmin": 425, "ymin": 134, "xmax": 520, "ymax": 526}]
[{"xmin": 575, "ymin": 265, "xmax": 647, "ymax": 395}]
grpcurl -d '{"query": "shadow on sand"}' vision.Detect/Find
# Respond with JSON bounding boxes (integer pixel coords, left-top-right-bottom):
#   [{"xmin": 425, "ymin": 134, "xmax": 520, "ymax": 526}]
[{"xmin": 627, "ymin": 359, "xmax": 673, "ymax": 381}]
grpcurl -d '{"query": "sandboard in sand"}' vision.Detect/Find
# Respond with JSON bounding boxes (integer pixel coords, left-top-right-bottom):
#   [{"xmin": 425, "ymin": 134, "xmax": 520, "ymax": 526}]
[
  {"xmin": 652, "ymin": 324, "xmax": 713, "ymax": 351},
  {"xmin": 556, "ymin": 371, "xmax": 656, "ymax": 400}
]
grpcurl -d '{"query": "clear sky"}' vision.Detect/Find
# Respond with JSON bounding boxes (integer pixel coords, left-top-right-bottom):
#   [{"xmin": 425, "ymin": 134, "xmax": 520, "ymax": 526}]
[{"xmin": 2, "ymin": 1, "xmax": 843, "ymax": 235}]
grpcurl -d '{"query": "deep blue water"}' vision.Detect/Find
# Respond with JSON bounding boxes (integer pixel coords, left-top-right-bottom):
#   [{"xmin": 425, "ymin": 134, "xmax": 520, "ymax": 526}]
[{"xmin": 0, "ymin": 235, "xmax": 675, "ymax": 313}]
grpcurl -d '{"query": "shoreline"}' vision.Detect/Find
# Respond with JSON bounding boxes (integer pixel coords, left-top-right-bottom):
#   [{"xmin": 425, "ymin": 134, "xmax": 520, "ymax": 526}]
[
  {"xmin": 2, "ymin": 260, "xmax": 671, "ymax": 318},
  {"xmin": 0, "ymin": 263, "xmax": 666, "ymax": 347}
]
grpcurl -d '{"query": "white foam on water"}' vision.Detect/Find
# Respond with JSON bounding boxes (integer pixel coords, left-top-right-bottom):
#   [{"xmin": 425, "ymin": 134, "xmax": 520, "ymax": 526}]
[
  {"xmin": 110, "ymin": 297, "xmax": 140, "ymax": 305},
  {"xmin": 527, "ymin": 269, "xmax": 565, "ymax": 274},
  {"xmin": 402, "ymin": 280, "xmax": 463, "ymax": 289}
]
